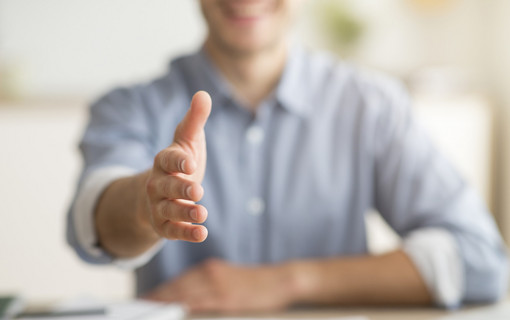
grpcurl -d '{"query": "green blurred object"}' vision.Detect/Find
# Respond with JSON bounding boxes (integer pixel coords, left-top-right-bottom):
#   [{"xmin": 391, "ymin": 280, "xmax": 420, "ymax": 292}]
[
  {"xmin": 315, "ymin": 0, "xmax": 364, "ymax": 55},
  {"xmin": 0, "ymin": 296, "xmax": 24, "ymax": 319},
  {"xmin": 0, "ymin": 59, "xmax": 25, "ymax": 102}
]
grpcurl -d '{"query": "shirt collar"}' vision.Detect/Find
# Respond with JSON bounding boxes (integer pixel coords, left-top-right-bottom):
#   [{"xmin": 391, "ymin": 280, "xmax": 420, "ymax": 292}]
[
  {"xmin": 197, "ymin": 47, "xmax": 233, "ymax": 109},
  {"xmin": 274, "ymin": 45, "xmax": 312, "ymax": 117},
  {"xmin": 174, "ymin": 44, "xmax": 313, "ymax": 118}
]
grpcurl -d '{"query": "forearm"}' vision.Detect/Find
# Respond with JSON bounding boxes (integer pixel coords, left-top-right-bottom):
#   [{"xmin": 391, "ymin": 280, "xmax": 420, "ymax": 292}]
[
  {"xmin": 287, "ymin": 250, "xmax": 432, "ymax": 306},
  {"xmin": 95, "ymin": 170, "xmax": 160, "ymax": 258}
]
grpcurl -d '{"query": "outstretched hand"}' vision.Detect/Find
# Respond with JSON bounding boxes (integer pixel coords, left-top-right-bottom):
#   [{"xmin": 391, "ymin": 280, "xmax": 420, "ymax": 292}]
[{"xmin": 144, "ymin": 91, "xmax": 212, "ymax": 242}]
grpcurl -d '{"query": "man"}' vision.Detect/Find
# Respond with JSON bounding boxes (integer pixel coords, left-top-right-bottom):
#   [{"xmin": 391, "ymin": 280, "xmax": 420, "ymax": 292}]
[{"xmin": 68, "ymin": 0, "xmax": 508, "ymax": 314}]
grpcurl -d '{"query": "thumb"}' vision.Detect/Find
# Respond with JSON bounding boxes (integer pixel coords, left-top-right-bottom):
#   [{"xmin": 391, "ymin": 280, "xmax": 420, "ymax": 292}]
[{"xmin": 174, "ymin": 91, "xmax": 212, "ymax": 144}]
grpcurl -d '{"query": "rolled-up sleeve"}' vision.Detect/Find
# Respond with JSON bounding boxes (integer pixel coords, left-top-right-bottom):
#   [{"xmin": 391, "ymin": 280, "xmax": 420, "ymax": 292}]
[
  {"xmin": 403, "ymin": 228, "xmax": 464, "ymax": 308},
  {"xmin": 67, "ymin": 87, "xmax": 157, "ymax": 265},
  {"xmin": 371, "ymin": 79, "xmax": 509, "ymax": 307}
]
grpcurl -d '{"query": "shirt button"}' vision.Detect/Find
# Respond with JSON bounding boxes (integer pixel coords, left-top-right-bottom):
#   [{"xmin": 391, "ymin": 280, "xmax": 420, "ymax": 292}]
[
  {"xmin": 246, "ymin": 126, "xmax": 264, "ymax": 145},
  {"xmin": 247, "ymin": 197, "xmax": 265, "ymax": 216}
]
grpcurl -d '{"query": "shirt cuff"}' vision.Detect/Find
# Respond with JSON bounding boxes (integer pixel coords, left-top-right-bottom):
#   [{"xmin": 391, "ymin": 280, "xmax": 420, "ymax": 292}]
[
  {"xmin": 403, "ymin": 228, "xmax": 464, "ymax": 308},
  {"xmin": 72, "ymin": 166, "xmax": 164, "ymax": 270}
]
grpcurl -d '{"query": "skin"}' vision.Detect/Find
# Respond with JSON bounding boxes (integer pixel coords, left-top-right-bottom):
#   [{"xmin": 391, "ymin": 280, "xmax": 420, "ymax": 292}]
[
  {"xmin": 95, "ymin": 0, "xmax": 433, "ymax": 313},
  {"xmin": 145, "ymin": 253, "xmax": 431, "ymax": 314},
  {"xmin": 200, "ymin": 0, "xmax": 299, "ymax": 109}
]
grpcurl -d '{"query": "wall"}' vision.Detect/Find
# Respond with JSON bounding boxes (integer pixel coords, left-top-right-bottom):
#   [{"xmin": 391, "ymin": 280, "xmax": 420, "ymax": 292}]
[
  {"xmin": 306, "ymin": 0, "xmax": 486, "ymax": 81},
  {"xmin": 0, "ymin": 102, "xmax": 132, "ymax": 301},
  {"xmin": 486, "ymin": 0, "xmax": 510, "ymax": 239},
  {"xmin": 0, "ymin": 0, "xmax": 205, "ymax": 98},
  {"xmin": 0, "ymin": 0, "xmax": 492, "ymax": 98}
]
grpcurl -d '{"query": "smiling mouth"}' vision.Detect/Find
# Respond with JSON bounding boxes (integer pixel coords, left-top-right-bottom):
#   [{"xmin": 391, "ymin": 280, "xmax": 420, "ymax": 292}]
[{"xmin": 221, "ymin": 0, "xmax": 274, "ymax": 21}]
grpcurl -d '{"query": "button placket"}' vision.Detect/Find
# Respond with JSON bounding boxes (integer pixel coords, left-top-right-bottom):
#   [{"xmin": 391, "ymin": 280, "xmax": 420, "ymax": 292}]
[
  {"xmin": 246, "ymin": 197, "xmax": 265, "ymax": 216},
  {"xmin": 239, "ymin": 102, "xmax": 273, "ymax": 262},
  {"xmin": 246, "ymin": 125, "xmax": 264, "ymax": 145},
  {"xmin": 245, "ymin": 122, "xmax": 265, "ymax": 217}
]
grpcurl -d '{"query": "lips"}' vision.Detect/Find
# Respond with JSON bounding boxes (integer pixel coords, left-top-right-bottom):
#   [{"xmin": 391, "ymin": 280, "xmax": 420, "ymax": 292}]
[{"xmin": 221, "ymin": 0, "xmax": 273, "ymax": 20}]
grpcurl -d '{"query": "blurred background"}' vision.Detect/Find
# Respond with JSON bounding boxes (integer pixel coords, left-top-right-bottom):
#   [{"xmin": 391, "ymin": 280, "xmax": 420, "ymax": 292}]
[{"xmin": 1, "ymin": 0, "xmax": 509, "ymax": 302}]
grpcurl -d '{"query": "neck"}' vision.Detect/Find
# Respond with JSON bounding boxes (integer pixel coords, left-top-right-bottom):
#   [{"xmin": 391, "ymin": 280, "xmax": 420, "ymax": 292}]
[{"xmin": 204, "ymin": 38, "xmax": 288, "ymax": 111}]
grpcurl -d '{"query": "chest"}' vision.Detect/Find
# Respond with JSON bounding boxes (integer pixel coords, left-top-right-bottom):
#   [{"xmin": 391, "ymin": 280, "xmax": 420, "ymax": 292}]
[{"xmin": 193, "ymin": 105, "xmax": 374, "ymax": 263}]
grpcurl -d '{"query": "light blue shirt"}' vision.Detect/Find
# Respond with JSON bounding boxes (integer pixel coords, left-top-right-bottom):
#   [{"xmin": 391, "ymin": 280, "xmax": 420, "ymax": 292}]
[{"xmin": 67, "ymin": 46, "xmax": 508, "ymax": 307}]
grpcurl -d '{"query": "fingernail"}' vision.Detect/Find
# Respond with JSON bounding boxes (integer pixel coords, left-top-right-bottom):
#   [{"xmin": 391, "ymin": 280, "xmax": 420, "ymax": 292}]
[
  {"xmin": 193, "ymin": 228, "xmax": 202, "ymax": 240},
  {"xmin": 189, "ymin": 208, "xmax": 198, "ymax": 221},
  {"xmin": 186, "ymin": 185, "xmax": 193, "ymax": 199},
  {"xmin": 179, "ymin": 159, "xmax": 186, "ymax": 173}
]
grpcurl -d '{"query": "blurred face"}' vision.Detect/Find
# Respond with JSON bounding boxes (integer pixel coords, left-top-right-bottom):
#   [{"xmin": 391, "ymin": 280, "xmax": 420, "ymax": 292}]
[{"xmin": 200, "ymin": 0, "xmax": 302, "ymax": 55}]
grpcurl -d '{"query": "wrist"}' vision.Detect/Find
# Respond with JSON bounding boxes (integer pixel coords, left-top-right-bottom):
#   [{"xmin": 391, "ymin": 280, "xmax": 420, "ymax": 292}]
[
  {"xmin": 134, "ymin": 170, "xmax": 160, "ymax": 241},
  {"xmin": 280, "ymin": 260, "xmax": 322, "ymax": 305}
]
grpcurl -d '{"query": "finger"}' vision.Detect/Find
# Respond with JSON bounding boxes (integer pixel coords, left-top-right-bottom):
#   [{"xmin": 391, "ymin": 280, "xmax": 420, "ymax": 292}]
[
  {"xmin": 184, "ymin": 295, "xmax": 221, "ymax": 314},
  {"xmin": 155, "ymin": 146, "xmax": 196, "ymax": 175},
  {"xmin": 174, "ymin": 91, "xmax": 212, "ymax": 144},
  {"xmin": 187, "ymin": 292, "xmax": 237, "ymax": 314},
  {"xmin": 146, "ymin": 278, "xmax": 213, "ymax": 309},
  {"xmin": 159, "ymin": 200, "xmax": 208, "ymax": 223},
  {"xmin": 144, "ymin": 283, "xmax": 181, "ymax": 303},
  {"xmin": 143, "ymin": 289, "xmax": 174, "ymax": 303},
  {"xmin": 164, "ymin": 221, "xmax": 208, "ymax": 242},
  {"xmin": 167, "ymin": 279, "xmax": 215, "ymax": 310},
  {"xmin": 142, "ymin": 273, "xmax": 195, "ymax": 303},
  {"xmin": 155, "ymin": 175, "xmax": 204, "ymax": 202}
]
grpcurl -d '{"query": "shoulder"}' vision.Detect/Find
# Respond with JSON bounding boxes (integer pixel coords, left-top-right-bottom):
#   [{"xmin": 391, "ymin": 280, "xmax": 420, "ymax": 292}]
[
  {"xmin": 89, "ymin": 52, "xmax": 195, "ymax": 120},
  {"xmin": 350, "ymin": 66, "xmax": 410, "ymax": 111},
  {"xmin": 296, "ymin": 48, "xmax": 410, "ymax": 121},
  {"xmin": 303, "ymin": 48, "xmax": 409, "ymax": 108}
]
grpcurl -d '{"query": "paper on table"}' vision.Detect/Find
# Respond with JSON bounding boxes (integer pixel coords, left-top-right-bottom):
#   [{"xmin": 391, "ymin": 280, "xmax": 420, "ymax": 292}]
[
  {"xmin": 108, "ymin": 300, "xmax": 186, "ymax": 320},
  {"xmin": 16, "ymin": 300, "xmax": 186, "ymax": 320},
  {"xmin": 198, "ymin": 317, "xmax": 368, "ymax": 320}
]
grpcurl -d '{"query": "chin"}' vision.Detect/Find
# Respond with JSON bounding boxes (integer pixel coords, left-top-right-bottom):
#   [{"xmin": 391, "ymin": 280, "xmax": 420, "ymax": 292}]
[
  {"xmin": 221, "ymin": 32, "xmax": 283, "ymax": 56},
  {"xmin": 230, "ymin": 41, "xmax": 268, "ymax": 53}
]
